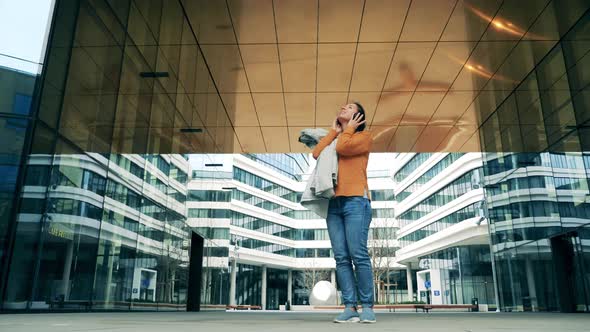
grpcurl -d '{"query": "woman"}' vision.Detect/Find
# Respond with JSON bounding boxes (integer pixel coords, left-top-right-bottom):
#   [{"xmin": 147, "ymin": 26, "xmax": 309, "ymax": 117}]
[{"xmin": 312, "ymin": 102, "xmax": 375, "ymax": 324}]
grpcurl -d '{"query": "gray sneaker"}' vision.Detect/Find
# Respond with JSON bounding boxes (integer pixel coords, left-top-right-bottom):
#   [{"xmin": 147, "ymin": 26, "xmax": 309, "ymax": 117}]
[
  {"xmin": 333, "ymin": 307, "xmax": 360, "ymax": 323},
  {"xmin": 360, "ymin": 307, "xmax": 376, "ymax": 324}
]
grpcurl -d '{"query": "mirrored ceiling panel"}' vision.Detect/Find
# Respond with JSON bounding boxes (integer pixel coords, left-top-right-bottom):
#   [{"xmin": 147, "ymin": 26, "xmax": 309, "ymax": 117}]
[{"xmin": 48, "ymin": 0, "xmax": 590, "ymax": 153}]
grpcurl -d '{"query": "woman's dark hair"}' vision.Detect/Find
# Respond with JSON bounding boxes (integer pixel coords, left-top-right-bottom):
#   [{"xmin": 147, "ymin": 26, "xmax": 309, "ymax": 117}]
[{"xmin": 353, "ymin": 102, "xmax": 367, "ymax": 133}]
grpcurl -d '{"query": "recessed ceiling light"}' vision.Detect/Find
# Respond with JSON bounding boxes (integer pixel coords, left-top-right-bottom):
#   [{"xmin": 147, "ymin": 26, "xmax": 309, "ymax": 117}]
[
  {"xmin": 140, "ymin": 72, "xmax": 169, "ymax": 78},
  {"xmin": 180, "ymin": 128, "xmax": 203, "ymax": 133}
]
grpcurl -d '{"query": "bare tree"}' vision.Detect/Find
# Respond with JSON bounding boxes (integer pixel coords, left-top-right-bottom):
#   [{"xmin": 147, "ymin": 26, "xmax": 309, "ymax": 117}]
[
  {"xmin": 159, "ymin": 238, "xmax": 188, "ymax": 303},
  {"xmin": 297, "ymin": 261, "xmax": 330, "ymax": 304},
  {"xmin": 369, "ymin": 227, "xmax": 397, "ymax": 304}
]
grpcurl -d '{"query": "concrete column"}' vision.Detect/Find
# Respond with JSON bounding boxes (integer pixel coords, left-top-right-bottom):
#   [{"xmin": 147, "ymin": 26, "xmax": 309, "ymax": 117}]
[
  {"xmin": 506, "ymin": 255, "xmax": 517, "ymax": 310},
  {"xmin": 406, "ymin": 264, "xmax": 414, "ymax": 302},
  {"xmin": 331, "ymin": 269, "xmax": 339, "ymax": 305},
  {"xmin": 229, "ymin": 259, "xmax": 237, "ymax": 306},
  {"xmin": 201, "ymin": 269, "xmax": 208, "ymax": 303},
  {"xmin": 525, "ymin": 259, "xmax": 538, "ymax": 311},
  {"xmin": 104, "ymin": 245, "xmax": 115, "ymax": 303},
  {"xmin": 61, "ymin": 239, "xmax": 75, "ymax": 300},
  {"xmin": 287, "ymin": 270, "xmax": 293, "ymax": 305},
  {"xmin": 170, "ymin": 270, "xmax": 176, "ymax": 302},
  {"xmin": 386, "ymin": 272, "xmax": 391, "ymax": 304},
  {"xmin": 488, "ymin": 243, "xmax": 501, "ymax": 312},
  {"xmin": 209, "ymin": 269, "xmax": 216, "ymax": 304},
  {"xmin": 261, "ymin": 266, "xmax": 267, "ymax": 310}
]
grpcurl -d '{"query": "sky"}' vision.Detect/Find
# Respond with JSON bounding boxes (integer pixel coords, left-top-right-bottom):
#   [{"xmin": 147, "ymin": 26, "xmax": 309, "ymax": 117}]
[
  {"xmin": 368, "ymin": 153, "xmax": 398, "ymax": 171},
  {"xmin": 0, "ymin": 0, "xmax": 55, "ymax": 74}
]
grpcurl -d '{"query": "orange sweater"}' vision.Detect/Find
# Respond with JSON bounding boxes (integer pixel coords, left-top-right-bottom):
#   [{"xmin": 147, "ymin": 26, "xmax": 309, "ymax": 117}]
[{"xmin": 312, "ymin": 126, "xmax": 372, "ymax": 198}]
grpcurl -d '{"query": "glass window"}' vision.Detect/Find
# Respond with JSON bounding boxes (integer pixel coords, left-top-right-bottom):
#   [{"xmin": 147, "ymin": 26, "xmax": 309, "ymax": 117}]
[
  {"xmin": 24, "ymin": 165, "xmax": 50, "ymax": 186},
  {"xmin": 394, "ymin": 154, "xmax": 434, "ymax": 183},
  {"xmin": 188, "ymin": 190, "xmax": 230, "ymax": 202},
  {"xmin": 195, "ymin": 227, "xmax": 230, "ymax": 240},
  {"xmin": 205, "ymin": 247, "xmax": 229, "ymax": 257},
  {"xmin": 399, "ymin": 203, "xmax": 480, "ymax": 247},
  {"xmin": 244, "ymin": 154, "xmax": 310, "ymax": 181},
  {"xmin": 109, "ymin": 155, "xmax": 144, "ymax": 180},
  {"xmin": 370, "ymin": 189, "xmax": 395, "ymax": 201},
  {"xmin": 143, "ymin": 155, "xmax": 170, "ymax": 176},
  {"xmin": 188, "ymin": 208, "xmax": 230, "ymax": 219},
  {"xmin": 396, "ymin": 153, "xmax": 465, "ymax": 203},
  {"xmin": 398, "ymin": 169, "xmax": 482, "ymax": 227},
  {"xmin": 233, "ymin": 167, "xmax": 300, "ymax": 203},
  {"xmin": 169, "ymin": 163, "xmax": 188, "ymax": 183}
]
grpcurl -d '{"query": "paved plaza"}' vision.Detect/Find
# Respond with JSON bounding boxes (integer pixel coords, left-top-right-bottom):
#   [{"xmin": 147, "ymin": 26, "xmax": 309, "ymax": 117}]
[{"xmin": 1, "ymin": 311, "xmax": 590, "ymax": 332}]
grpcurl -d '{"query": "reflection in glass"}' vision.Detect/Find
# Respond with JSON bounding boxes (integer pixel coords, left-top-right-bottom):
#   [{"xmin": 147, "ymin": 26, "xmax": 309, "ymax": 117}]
[
  {"xmin": 484, "ymin": 152, "xmax": 590, "ymax": 312},
  {"xmin": 4, "ymin": 153, "xmax": 191, "ymax": 311},
  {"xmin": 0, "ymin": 63, "xmax": 36, "ymax": 306}
]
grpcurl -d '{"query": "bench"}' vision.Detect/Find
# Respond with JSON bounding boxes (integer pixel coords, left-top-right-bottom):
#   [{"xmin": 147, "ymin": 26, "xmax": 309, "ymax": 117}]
[
  {"xmin": 376, "ymin": 304, "xmax": 478, "ymax": 312},
  {"xmin": 316, "ymin": 304, "xmax": 478, "ymax": 313},
  {"xmin": 226, "ymin": 305, "xmax": 262, "ymax": 310},
  {"xmin": 373, "ymin": 304, "xmax": 428, "ymax": 312},
  {"xmin": 421, "ymin": 304, "xmax": 478, "ymax": 313},
  {"xmin": 48, "ymin": 300, "xmax": 92, "ymax": 311},
  {"xmin": 202, "ymin": 304, "xmax": 228, "ymax": 309}
]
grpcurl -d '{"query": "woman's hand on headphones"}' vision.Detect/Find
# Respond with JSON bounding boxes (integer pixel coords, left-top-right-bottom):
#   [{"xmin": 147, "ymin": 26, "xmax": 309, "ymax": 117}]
[
  {"xmin": 347, "ymin": 112, "xmax": 366, "ymax": 131},
  {"xmin": 332, "ymin": 118, "xmax": 343, "ymax": 134}
]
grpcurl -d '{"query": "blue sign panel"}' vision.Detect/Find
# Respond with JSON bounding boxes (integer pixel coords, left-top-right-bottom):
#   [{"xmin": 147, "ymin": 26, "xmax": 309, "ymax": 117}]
[
  {"xmin": 424, "ymin": 281, "xmax": 431, "ymax": 289},
  {"xmin": 433, "ymin": 290, "xmax": 440, "ymax": 296}
]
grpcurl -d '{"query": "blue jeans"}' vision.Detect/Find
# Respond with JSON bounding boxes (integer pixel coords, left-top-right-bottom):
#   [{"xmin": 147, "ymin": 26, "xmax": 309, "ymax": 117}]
[{"xmin": 326, "ymin": 196, "xmax": 373, "ymax": 308}]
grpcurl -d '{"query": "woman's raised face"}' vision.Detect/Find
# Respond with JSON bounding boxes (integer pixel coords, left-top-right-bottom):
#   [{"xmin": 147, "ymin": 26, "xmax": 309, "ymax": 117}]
[{"xmin": 337, "ymin": 103, "xmax": 359, "ymax": 122}]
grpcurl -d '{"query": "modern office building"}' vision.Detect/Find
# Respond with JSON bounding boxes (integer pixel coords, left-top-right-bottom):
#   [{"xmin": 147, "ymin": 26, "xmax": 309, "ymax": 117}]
[
  {"xmin": 392, "ymin": 153, "xmax": 496, "ymax": 309},
  {"xmin": 483, "ymin": 152, "xmax": 590, "ymax": 312},
  {"xmin": 189, "ymin": 153, "xmax": 399, "ymax": 309},
  {"xmin": 1, "ymin": 0, "xmax": 590, "ymax": 314},
  {"xmin": 2, "ymin": 152, "xmax": 191, "ymax": 310},
  {"xmin": 0, "ymin": 66, "xmax": 37, "ymax": 293},
  {"xmin": 394, "ymin": 151, "xmax": 590, "ymax": 312}
]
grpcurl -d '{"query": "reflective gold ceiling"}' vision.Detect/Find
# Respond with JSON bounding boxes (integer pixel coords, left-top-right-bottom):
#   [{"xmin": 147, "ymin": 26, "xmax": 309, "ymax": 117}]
[{"xmin": 48, "ymin": 0, "xmax": 590, "ymax": 153}]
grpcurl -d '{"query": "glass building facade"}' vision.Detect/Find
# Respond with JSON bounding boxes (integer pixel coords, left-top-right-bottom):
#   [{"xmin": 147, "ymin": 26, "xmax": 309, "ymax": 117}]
[
  {"xmin": 393, "ymin": 153, "xmax": 492, "ymax": 307},
  {"xmin": 483, "ymin": 152, "xmax": 590, "ymax": 312},
  {"xmin": 477, "ymin": 6, "xmax": 590, "ymax": 312},
  {"xmin": 3, "ymin": 153, "xmax": 191, "ymax": 310},
  {"xmin": 399, "ymin": 203, "xmax": 481, "ymax": 247},
  {"xmin": 1, "ymin": 0, "xmax": 589, "ymax": 315},
  {"xmin": 0, "ymin": 67, "xmax": 37, "ymax": 302},
  {"xmin": 396, "ymin": 153, "xmax": 465, "ymax": 203},
  {"xmin": 416, "ymin": 246, "xmax": 495, "ymax": 306},
  {"xmin": 398, "ymin": 168, "xmax": 483, "ymax": 228}
]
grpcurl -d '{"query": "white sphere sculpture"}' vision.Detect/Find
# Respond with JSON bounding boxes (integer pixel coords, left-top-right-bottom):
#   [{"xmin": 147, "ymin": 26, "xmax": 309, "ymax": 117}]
[{"xmin": 309, "ymin": 280, "xmax": 338, "ymax": 306}]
